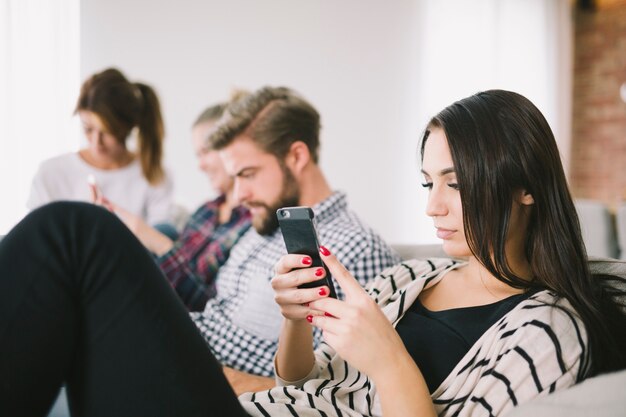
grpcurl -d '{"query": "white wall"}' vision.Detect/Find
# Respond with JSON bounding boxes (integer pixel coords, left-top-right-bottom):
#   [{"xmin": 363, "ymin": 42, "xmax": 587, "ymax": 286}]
[
  {"xmin": 81, "ymin": 0, "xmax": 425, "ymax": 243},
  {"xmin": 77, "ymin": 0, "xmax": 571, "ymax": 245},
  {"xmin": 0, "ymin": 0, "xmax": 80, "ymax": 235},
  {"xmin": 395, "ymin": 0, "xmax": 573, "ymax": 244}
]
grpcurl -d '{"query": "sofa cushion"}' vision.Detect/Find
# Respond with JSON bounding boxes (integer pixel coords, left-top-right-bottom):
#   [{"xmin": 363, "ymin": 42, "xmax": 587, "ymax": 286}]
[
  {"xmin": 508, "ymin": 369, "xmax": 626, "ymax": 417},
  {"xmin": 575, "ymin": 200, "xmax": 619, "ymax": 258},
  {"xmin": 588, "ymin": 256, "xmax": 626, "ymax": 278}
]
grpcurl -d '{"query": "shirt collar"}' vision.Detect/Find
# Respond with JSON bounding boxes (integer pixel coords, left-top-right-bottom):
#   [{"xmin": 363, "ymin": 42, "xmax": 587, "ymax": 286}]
[{"xmin": 311, "ymin": 191, "xmax": 347, "ymax": 224}]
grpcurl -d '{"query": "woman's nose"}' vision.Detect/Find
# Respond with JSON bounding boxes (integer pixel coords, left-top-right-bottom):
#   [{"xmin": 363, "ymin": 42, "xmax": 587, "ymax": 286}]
[{"xmin": 425, "ymin": 188, "xmax": 448, "ymax": 218}]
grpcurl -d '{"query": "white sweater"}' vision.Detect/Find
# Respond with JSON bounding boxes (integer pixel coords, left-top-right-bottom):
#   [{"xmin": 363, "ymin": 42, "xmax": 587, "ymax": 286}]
[
  {"xmin": 27, "ymin": 152, "xmax": 174, "ymax": 225},
  {"xmin": 239, "ymin": 258, "xmax": 588, "ymax": 417}
]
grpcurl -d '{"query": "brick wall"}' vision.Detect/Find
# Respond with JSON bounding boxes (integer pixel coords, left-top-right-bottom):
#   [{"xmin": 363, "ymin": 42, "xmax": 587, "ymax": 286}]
[{"xmin": 571, "ymin": 0, "xmax": 626, "ymax": 208}]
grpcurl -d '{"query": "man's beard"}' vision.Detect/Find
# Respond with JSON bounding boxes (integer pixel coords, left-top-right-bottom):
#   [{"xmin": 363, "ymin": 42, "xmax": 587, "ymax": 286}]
[{"xmin": 248, "ymin": 165, "xmax": 300, "ymax": 236}]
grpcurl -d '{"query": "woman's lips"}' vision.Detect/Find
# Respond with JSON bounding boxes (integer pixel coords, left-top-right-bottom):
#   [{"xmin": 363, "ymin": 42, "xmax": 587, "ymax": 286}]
[{"xmin": 436, "ymin": 228, "xmax": 456, "ymax": 239}]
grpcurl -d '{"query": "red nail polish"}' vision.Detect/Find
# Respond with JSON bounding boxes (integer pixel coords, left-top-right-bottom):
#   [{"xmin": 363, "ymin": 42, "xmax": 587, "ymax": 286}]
[
  {"xmin": 318, "ymin": 287, "xmax": 327, "ymax": 296},
  {"xmin": 306, "ymin": 315, "xmax": 313, "ymax": 323},
  {"xmin": 302, "ymin": 257, "xmax": 312, "ymax": 265},
  {"xmin": 319, "ymin": 246, "xmax": 330, "ymax": 256},
  {"xmin": 324, "ymin": 312, "xmax": 333, "ymax": 317},
  {"xmin": 315, "ymin": 268, "xmax": 324, "ymax": 277}
]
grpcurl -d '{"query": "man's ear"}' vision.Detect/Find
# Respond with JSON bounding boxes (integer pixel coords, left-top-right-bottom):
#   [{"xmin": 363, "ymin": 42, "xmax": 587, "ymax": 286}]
[
  {"xmin": 518, "ymin": 189, "xmax": 535, "ymax": 206},
  {"xmin": 285, "ymin": 141, "xmax": 311, "ymax": 174}
]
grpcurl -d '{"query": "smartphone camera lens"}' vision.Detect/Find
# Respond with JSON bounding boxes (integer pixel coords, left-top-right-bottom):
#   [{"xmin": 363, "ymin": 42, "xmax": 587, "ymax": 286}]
[{"xmin": 280, "ymin": 209, "xmax": 290, "ymax": 218}]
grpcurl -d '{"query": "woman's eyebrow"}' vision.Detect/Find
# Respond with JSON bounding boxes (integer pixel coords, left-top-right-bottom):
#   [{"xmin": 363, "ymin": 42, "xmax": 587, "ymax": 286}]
[{"xmin": 421, "ymin": 167, "xmax": 455, "ymax": 176}]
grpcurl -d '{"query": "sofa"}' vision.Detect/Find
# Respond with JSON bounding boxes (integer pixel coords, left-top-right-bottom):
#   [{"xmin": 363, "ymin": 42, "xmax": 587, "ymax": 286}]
[{"xmin": 575, "ymin": 199, "xmax": 626, "ymax": 260}]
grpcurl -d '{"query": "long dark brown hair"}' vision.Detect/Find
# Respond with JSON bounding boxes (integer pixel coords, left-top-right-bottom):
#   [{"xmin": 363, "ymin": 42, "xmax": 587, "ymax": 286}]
[
  {"xmin": 75, "ymin": 68, "xmax": 165, "ymax": 185},
  {"xmin": 420, "ymin": 89, "xmax": 625, "ymax": 376}
]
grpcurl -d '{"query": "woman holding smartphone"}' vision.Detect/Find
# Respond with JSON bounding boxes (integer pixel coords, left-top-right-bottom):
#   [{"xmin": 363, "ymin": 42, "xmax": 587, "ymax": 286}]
[
  {"xmin": 1, "ymin": 90, "xmax": 624, "ymax": 416},
  {"xmin": 27, "ymin": 67, "xmax": 173, "ymax": 226},
  {"xmin": 256, "ymin": 89, "xmax": 625, "ymax": 416}
]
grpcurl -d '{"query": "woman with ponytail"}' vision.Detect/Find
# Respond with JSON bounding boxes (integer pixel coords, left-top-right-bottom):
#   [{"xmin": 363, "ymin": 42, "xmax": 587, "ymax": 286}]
[{"xmin": 27, "ymin": 67, "xmax": 173, "ymax": 225}]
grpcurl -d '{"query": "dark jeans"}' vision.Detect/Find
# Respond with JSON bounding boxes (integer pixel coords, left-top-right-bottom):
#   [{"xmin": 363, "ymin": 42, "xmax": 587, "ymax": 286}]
[{"xmin": 0, "ymin": 202, "xmax": 248, "ymax": 417}]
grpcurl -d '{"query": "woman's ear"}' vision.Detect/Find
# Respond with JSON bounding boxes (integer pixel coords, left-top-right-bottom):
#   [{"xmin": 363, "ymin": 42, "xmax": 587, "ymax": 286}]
[
  {"xmin": 518, "ymin": 190, "xmax": 535, "ymax": 206},
  {"xmin": 285, "ymin": 141, "xmax": 311, "ymax": 174}
]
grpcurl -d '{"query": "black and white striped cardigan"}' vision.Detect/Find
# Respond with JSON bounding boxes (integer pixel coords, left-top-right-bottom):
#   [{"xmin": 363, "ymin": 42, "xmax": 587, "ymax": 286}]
[{"xmin": 239, "ymin": 258, "xmax": 589, "ymax": 417}]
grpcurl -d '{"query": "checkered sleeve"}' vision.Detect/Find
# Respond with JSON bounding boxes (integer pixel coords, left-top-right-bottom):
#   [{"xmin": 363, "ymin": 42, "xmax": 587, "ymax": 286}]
[
  {"xmin": 158, "ymin": 203, "xmax": 219, "ymax": 310},
  {"xmin": 190, "ymin": 307, "xmax": 278, "ymax": 377},
  {"xmin": 318, "ymin": 215, "xmax": 400, "ymax": 297},
  {"xmin": 344, "ymin": 232, "xmax": 401, "ymax": 289},
  {"xmin": 188, "ymin": 192, "xmax": 399, "ymax": 378},
  {"xmin": 158, "ymin": 254, "xmax": 217, "ymax": 312},
  {"xmin": 157, "ymin": 202, "xmax": 251, "ymax": 312}
]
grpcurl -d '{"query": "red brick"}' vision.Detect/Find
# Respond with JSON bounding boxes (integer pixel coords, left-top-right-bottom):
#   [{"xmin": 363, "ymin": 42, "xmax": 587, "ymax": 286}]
[{"xmin": 572, "ymin": 2, "xmax": 626, "ymax": 207}]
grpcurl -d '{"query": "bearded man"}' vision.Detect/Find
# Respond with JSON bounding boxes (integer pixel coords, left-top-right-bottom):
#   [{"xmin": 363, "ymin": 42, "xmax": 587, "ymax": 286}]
[{"xmin": 194, "ymin": 86, "xmax": 399, "ymax": 390}]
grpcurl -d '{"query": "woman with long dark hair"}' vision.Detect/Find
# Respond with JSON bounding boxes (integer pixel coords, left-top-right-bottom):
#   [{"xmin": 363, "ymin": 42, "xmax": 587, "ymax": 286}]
[
  {"xmin": 1, "ymin": 89, "xmax": 623, "ymax": 416},
  {"xmin": 259, "ymin": 89, "xmax": 625, "ymax": 416},
  {"xmin": 420, "ymin": 90, "xmax": 624, "ymax": 376}
]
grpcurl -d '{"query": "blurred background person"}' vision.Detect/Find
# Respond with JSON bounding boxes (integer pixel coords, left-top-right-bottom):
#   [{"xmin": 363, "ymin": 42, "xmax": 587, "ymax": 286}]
[
  {"xmin": 27, "ymin": 67, "xmax": 173, "ymax": 226},
  {"xmin": 102, "ymin": 95, "xmax": 251, "ymax": 311}
]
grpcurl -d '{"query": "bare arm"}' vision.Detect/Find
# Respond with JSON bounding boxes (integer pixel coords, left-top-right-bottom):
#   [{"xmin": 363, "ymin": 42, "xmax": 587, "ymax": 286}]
[
  {"xmin": 373, "ymin": 352, "xmax": 435, "ymax": 417},
  {"xmin": 222, "ymin": 367, "xmax": 275, "ymax": 395},
  {"xmin": 126, "ymin": 216, "xmax": 174, "ymax": 256},
  {"xmin": 90, "ymin": 190, "xmax": 173, "ymax": 255},
  {"xmin": 274, "ymin": 318, "xmax": 315, "ymax": 381},
  {"xmin": 271, "ymin": 254, "xmax": 330, "ymax": 382}
]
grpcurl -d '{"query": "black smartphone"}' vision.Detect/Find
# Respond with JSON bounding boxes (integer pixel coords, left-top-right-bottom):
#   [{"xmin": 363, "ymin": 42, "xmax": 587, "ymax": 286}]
[{"xmin": 277, "ymin": 206, "xmax": 337, "ymax": 298}]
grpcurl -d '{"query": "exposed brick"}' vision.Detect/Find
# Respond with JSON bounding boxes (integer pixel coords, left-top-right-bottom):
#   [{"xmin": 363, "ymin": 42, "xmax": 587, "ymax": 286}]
[{"xmin": 571, "ymin": 2, "xmax": 626, "ymax": 208}]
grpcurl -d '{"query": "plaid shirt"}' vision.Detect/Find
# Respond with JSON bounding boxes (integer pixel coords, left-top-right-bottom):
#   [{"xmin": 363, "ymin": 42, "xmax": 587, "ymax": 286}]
[
  {"xmin": 158, "ymin": 195, "xmax": 251, "ymax": 311},
  {"xmin": 190, "ymin": 191, "xmax": 401, "ymax": 376}
]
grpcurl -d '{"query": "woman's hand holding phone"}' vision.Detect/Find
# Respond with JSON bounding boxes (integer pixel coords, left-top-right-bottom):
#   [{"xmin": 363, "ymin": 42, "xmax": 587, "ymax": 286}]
[
  {"xmin": 307, "ymin": 247, "xmax": 412, "ymax": 384},
  {"xmin": 86, "ymin": 175, "xmax": 173, "ymax": 254},
  {"xmin": 271, "ymin": 253, "xmax": 332, "ymax": 322},
  {"xmin": 272, "ymin": 250, "xmax": 333, "ymax": 381},
  {"xmin": 87, "ymin": 174, "xmax": 115, "ymax": 212}
]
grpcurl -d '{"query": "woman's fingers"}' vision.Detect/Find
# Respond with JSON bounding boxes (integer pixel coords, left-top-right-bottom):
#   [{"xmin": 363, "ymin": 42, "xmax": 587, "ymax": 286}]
[
  {"xmin": 271, "ymin": 255, "xmax": 334, "ymax": 321},
  {"xmin": 88, "ymin": 183, "xmax": 99, "ymax": 203},
  {"xmin": 89, "ymin": 184, "xmax": 116, "ymax": 213},
  {"xmin": 308, "ymin": 314, "xmax": 341, "ymax": 335},
  {"xmin": 271, "ymin": 265, "xmax": 329, "ymax": 292},
  {"xmin": 319, "ymin": 246, "xmax": 366, "ymax": 297},
  {"xmin": 273, "ymin": 254, "xmax": 315, "ymax": 275},
  {"xmin": 101, "ymin": 196, "xmax": 115, "ymax": 212},
  {"xmin": 273, "ymin": 284, "xmax": 329, "ymax": 306},
  {"xmin": 308, "ymin": 297, "xmax": 345, "ymax": 319}
]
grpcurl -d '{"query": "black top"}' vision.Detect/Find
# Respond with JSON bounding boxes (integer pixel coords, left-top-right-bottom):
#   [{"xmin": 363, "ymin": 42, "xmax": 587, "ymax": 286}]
[{"xmin": 395, "ymin": 290, "xmax": 537, "ymax": 393}]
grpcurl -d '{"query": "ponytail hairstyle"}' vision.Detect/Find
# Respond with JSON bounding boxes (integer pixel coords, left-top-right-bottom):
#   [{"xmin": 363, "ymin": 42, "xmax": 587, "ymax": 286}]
[
  {"xmin": 75, "ymin": 68, "xmax": 165, "ymax": 184},
  {"xmin": 420, "ymin": 89, "xmax": 626, "ymax": 376}
]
